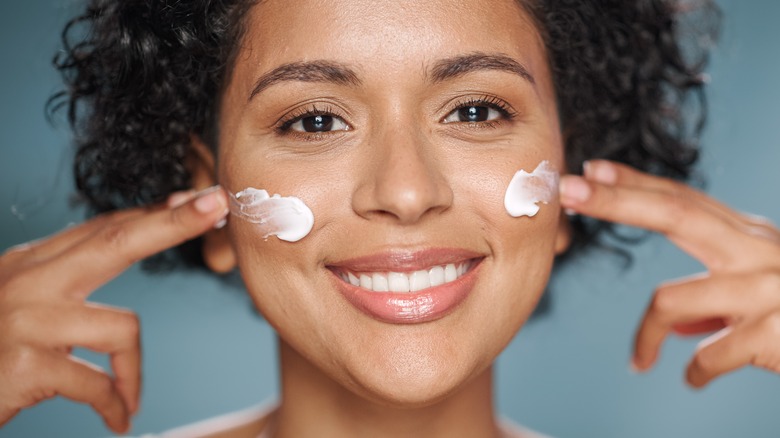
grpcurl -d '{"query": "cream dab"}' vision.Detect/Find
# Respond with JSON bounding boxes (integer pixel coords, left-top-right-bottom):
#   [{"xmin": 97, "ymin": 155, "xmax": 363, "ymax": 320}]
[
  {"xmin": 228, "ymin": 188, "xmax": 314, "ymax": 242},
  {"xmin": 504, "ymin": 160, "xmax": 559, "ymax": 218}
]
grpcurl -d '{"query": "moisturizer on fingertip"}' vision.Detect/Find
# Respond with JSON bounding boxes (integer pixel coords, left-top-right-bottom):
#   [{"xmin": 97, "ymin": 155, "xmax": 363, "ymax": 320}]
[
  {"xmin": 504, "ymin": 160, "xmax": 560, "ymax": 218},
  {"xmin": 228, "ymin": 188, "xmax": 314, "ymax": 242}
]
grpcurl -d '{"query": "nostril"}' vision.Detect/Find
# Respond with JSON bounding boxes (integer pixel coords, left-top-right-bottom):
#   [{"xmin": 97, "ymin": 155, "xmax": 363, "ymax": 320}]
[{"xmin": 351, "ymin": 135, "xmax": 454, "ymax": 223}]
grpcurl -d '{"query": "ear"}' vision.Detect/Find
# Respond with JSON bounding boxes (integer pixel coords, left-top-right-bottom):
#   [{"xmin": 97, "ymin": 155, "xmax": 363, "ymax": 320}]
[
  {"xmin": 189, "ymin": 137, "xmax": 237, "ymax": 273},
  {"xmin": 554, "ymin": 209, "xmax": 573, "ymax": 255}
]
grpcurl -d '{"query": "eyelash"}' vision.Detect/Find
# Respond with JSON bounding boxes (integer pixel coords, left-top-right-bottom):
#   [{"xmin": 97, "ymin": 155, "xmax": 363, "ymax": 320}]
[
  {"xmin": 274, "ymin": 95, "xmax": 518, "ymax": 138},
  {"xmin": 275, "ymin": 104, "xmax": 345, "ymax": 133},
  {"xmin": 445, "ymin": 95, "xmax": 518, "ymax": 127}
]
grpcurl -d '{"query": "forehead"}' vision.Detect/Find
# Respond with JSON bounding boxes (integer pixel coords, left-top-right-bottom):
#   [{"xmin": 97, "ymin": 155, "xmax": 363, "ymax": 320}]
[{"xmin": 240, "ymin": 0, "xmax": 546, "ymax": 76}]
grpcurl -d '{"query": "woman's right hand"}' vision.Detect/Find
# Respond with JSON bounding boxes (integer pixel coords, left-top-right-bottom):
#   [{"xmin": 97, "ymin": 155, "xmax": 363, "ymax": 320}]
[{"xmin": 0, "ymin": 186, "xmax": 228, "ymax": 434}]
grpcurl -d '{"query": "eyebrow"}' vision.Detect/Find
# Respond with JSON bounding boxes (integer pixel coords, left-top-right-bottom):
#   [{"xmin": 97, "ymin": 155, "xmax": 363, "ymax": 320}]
[
  {"xmin": 249, "ymin": 60, "xmax": 361, "ymax": 100},
  {"xmin": 429, "ymin": 52, "xmax": 536, "ymax": 86},
  {"xmin": 248, "ymin": 52, "xmax": 534, "ymax": 100}
]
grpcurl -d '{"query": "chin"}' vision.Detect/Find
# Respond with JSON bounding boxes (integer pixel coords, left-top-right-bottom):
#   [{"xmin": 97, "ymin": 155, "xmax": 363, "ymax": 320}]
[
  {"xmin": 339, "ymin": 334, "xmax": 488, "ymax": 408},
  {"xmin": 320, "ymin": 298, "xmax": 513, "ymax": 408}
]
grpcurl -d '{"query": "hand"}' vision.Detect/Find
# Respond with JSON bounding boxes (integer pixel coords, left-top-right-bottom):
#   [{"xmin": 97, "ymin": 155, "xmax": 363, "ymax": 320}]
[
  {"xmin": 559, "ymin": 160, "xmax": 780, "ymax": 388},
  {"xmin": 0, "ymin": 186, "xmax": 228, "ymax": 433}
]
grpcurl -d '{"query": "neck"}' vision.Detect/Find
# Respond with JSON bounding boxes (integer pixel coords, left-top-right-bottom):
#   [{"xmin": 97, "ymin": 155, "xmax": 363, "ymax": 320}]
[{"xmin": 272, "ymin": 338, "xmax": 499, "ymax": 438}]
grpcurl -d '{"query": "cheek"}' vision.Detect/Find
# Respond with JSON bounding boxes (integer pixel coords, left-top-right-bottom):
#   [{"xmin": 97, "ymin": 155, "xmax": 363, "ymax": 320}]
[
  {"xmin": 457, "ymin": 153, "xmax": 561, "ymax": 323},
  {"xmin": 219, "ymin": 155, "xmax": 352, "ymax": 324}
]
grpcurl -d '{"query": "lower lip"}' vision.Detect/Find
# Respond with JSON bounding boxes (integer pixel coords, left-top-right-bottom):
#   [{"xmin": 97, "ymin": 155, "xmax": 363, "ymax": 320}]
[{"xmin": 329, "ymin": 260, "xmax": 482, "ymax": 324}]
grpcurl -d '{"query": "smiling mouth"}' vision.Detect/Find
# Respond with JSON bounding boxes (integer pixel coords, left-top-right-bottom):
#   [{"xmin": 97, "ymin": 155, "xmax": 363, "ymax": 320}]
[
  {"xmin": 330, "ymin": 259, "xmax": 476, "ymax": 293},
  {"xmin": 326, "ymin": 250, "xmax": 485, "ymax": 324}
]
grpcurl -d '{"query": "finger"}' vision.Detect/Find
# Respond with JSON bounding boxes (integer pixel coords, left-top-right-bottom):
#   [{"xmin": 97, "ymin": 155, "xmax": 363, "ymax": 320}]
[
  {"xmin": 1, "ymin": 209, "xmax": 145, "ymax": 268},
  {"xmin": 583, "ymin": 160, "xmax": 780, "ymax": 246},
  {"xmin": 559, "ymin": 175, "xmax": 761, "ymax": 271},
  {"xmin": 30, "ymin": 186, "xmax": 228, "ymax": 299},
  {"xmin": 3, "ymin": 303, "xmax": 142, "ymax": 414},
  {"xmin": 2, "ymin": 190, "xmax": 198, "ymax": 268},
  {"xmin": 583, "ymin": 160, "xmax": 749, "ymax": 226},
  {"xmin": 686, "ymin": 313, "xmax": 780, "ymax": 388},
  {"xmin": 58, "ymin": 354, "xmax": 131, "ymax": 433},
  {"xmin": 12, "ymin": 348, "xmax": 130, "ymax": 433},
  {"xmin": 673, "ymin": 318, "xmax": 727, "ymax": 336},
  {"xmin": 632, "ymin": 273, "xmax": 776, "ymax": 371},
  {"xmin": 166, "ymin": 190, "xmax": 197, "ymax": 208}
]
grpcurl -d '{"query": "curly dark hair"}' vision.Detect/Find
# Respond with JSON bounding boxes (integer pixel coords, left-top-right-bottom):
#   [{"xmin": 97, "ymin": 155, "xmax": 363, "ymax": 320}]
[{"xmin": 50, "ymin": 0, "xmax": 719, "ymax": 267}]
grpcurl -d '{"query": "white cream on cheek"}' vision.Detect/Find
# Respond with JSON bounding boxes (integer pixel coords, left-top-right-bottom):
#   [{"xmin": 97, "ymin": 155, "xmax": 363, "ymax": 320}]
[
  {"xmin": 503, "ymin": 160, "xmax": 560, "ymax": 218},
  {"xmin": 228, "ymin": 188, "xmax": 314, "ymax": 242}
]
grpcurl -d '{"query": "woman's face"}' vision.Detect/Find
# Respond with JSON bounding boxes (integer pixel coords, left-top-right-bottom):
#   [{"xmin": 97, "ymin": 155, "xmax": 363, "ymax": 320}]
[{"xmin": 216, "ymin": 0, "xmax": 568, "ymax": 405}]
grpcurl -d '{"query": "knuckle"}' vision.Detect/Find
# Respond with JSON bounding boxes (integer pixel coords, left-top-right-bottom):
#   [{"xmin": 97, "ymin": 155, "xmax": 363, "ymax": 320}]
[
  {"xmin": 753, "ymin": 351, "xmax": 780, "ymax": 374},
  {"xmin": 118, "ymin": 312, "xmax": 141, "ymax": 343},
  {"xmin": 691, "ymin": 348, "xmax": 717, "ymax": 374},
  {"xmin": 662, "ymin": 193, "xmax": 693, "ymax": 228},
  {"xmin": 650, "ymin": 287, "xmax": 677, "ymax": 317},
  {"xmin": 91, "ymin": 375, "xmax": 116, "ymax": 409},
  {"xmin": 101, "ymin": 223, "xmax": 130, "ymax": 251},
  {"xmin": 1, "ymin": 307, "xmax": 33, "ymax": 339},
  {"xmin": 1, "ymin": 269, "xmax": 33, "ymax": 296},
  {"xmin": 167, "ymin": 203, "xmax": 194, "ymax": 231}
]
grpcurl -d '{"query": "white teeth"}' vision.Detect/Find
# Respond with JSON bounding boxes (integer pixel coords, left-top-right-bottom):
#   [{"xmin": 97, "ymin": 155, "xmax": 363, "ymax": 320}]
[
  {"xmin": 339, "ymin": 260, "xmax": 474, "ymax": 293},
  {"xmin": 359, "ymin": 274, "xmax": 373, "ymax": 289},
  {"xmin": 372, "ymin": 273, "xmax": 389, "ymax": 292},
  {"xmin": 409, "ymin": 270, "xmax": 430, "ymax": 292},
  {"xmin": 444, "ymin": 264, "xmax": 457, "ymax": 282},
  {"xmin": 429, "ymin": 266, "xmax": 445, "ymax": 287},
  {"xmin": 388, "ymin": 272, "xmax": 410, "ymax": 293}
]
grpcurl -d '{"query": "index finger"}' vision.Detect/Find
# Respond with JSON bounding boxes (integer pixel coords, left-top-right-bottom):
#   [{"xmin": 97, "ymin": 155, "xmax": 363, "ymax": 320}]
[
  {"xmin": 32, "ymin": 186, "xmax": 228, "ymax": 299},
  {"xmin": 559, "ymin": 175, "xmax": 760, "ymax": 271}
]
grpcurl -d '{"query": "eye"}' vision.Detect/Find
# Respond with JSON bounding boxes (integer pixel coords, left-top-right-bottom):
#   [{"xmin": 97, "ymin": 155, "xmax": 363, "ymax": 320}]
[
  {"xmin": 288, "ymin": 114, "xmax": 349, "ymax": 133},
  {"xmin": 442, "ymin": 105, "xmax": 504, "ymax": 124}
]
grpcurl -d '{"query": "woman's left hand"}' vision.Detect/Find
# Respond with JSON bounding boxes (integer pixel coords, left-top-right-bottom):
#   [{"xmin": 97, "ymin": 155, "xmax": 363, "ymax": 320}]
[{"xmin": 559, "ymin": 160, "xmax": 780, "ymax": 388}]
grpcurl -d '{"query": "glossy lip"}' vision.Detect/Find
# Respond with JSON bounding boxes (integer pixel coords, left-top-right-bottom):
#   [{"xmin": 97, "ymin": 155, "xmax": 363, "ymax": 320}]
[{"xmin": 327, "ymin": 249, "xmax": 485, "ymax": 324}]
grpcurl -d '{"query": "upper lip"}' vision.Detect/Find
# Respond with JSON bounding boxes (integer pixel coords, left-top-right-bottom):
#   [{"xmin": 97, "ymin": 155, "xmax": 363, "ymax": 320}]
[{"xmin": 326, "ymin": 248, "xmax": 485, "ymax": 273}]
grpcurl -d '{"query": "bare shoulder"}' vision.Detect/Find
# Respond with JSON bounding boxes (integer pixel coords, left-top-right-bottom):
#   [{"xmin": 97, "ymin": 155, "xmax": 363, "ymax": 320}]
[{"xmin": 141, "ymin": 402, "xmax": 277, "ymax": 438}]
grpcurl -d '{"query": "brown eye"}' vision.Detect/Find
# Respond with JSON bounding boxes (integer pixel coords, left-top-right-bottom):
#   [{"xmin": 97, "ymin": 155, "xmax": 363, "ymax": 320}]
[
  {"xmin": 290, "ymin": 114, "xmax": 349, "ymax": 132},
  {"xmin": 443, "ymin": 105, "xmax": 502, "ymax": 123}
]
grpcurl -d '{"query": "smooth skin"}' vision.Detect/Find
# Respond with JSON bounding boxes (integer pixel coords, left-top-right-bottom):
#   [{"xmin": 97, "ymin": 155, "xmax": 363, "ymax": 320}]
[
  {"xmin": 2, "ymin": 1, "xmax": 780, "ymax": 437},
  {"xmin": 211, "ymin": 1, "xmax": 568, "ymax": 436}
]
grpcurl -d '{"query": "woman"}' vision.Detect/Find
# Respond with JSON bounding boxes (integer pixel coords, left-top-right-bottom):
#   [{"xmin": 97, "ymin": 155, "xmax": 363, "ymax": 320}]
[{"xmin": 1, "ymin": 0, "xmax": 779, "ymax": 436}]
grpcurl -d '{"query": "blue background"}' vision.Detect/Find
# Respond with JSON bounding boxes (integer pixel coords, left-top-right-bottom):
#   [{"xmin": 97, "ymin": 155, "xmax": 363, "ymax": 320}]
[{"xmin": 1, "ymin": 1, "xmax": 779, "ymax": 437}]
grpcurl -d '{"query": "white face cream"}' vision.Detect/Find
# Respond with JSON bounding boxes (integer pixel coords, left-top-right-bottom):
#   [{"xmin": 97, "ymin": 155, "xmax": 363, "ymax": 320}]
[
  {"xmin": 228, "ymin": 188, "xmax": 314, "ymax": 242},
  {"xmin": 504, "ymin": 160, "xmax": 560, "ymax": 218}
]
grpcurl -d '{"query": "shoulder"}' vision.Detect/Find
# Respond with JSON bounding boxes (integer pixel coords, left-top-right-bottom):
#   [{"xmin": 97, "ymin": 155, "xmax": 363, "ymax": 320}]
[
  {"xmin": 499, "ymin": 417, "xmax": 554, "ymax": 438},
  {"xmin": 138, "ymin": 402, "xmax": 277, "ymax": 438}
]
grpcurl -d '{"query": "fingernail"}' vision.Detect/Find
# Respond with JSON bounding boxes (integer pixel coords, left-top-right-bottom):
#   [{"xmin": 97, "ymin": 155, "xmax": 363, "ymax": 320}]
[
  {"xmin": 214, "ymin": 217, "xmax": 228, "ymax": 229},
  {"xmin": 584, "ymin": 160, "xmax": 618, "ymax": 185},
  {"xmin": 559, "ymin": 176, "xmax": 591, "ymax": 204},
  {"xmin": 167, "ymin": 190, "xmax": 196, "ymax": 208},
  {"xmin": 194, "ymin": 186, "xmax": 226, "ymax": 213},
  {"xmin": 629, "ymin": 357, "xmax": 642, "ymax": 374}
]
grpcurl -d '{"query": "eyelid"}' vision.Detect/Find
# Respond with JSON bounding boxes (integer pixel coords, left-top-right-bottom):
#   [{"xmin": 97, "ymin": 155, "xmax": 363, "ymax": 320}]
[
  {"xmin": 274, "ymin": 102, "xmax": 353, "ymax": 133},
  {"xmin": 439, "ymin": 94, "xmax": 518, "ymax": 123}
]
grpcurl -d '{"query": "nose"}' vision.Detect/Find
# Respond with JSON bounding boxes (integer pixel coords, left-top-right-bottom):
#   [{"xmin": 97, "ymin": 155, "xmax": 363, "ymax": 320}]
[{"xmin": 352, "ymin": 126, "xmax": 453, "ymax": 225}]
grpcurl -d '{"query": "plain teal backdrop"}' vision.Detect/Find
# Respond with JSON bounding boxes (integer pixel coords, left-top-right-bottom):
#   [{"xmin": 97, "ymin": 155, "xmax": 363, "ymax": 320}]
[{"xmin": 1, "ymin": 1, "xmax": 779, "ymax": 437}]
